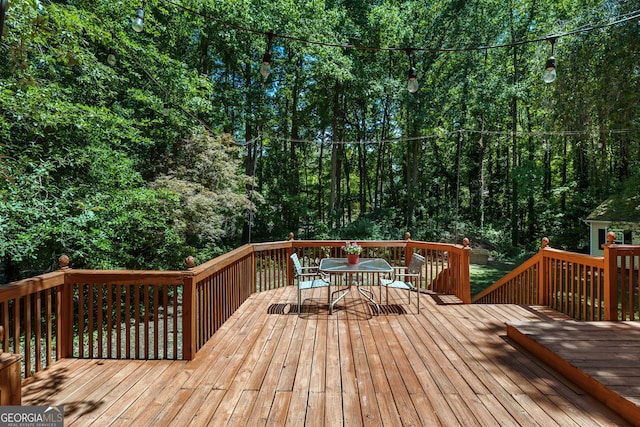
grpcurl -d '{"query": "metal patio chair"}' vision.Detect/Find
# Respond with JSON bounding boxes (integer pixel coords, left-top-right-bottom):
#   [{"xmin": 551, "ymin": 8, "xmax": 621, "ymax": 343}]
[
  {"xmin": 291, "ymin": 252, "xmax": 331, "ymax": 314},
  {"xmin": 379, "ymin": 253, "xmax": 425, "ymax": 314}
]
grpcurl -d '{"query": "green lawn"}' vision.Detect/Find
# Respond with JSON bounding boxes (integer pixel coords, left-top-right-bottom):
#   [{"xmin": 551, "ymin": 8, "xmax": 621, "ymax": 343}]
[{"xmin": 469, "ymin": 260, "xmax": 517, "ymax": 297}]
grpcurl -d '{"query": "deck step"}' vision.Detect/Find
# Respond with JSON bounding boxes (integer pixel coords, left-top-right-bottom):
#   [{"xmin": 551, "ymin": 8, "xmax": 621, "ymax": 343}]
[{"xmin": 507, "ymin": 320, "xmax": 640, "ymax": 426}]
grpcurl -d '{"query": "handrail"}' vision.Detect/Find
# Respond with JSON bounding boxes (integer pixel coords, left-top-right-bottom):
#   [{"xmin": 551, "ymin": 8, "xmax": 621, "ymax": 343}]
[
  {"xmin": 2, "ymin": 232, "xmax": 637, "ymax": 379},
  {"xmin": 189, "ymin": 244, "xmax": 257, "ymax": 353},
  {"xmin": 471, "ymin": 251, "xmax": 542, "ymax": 304},
  {"xmin": 472, "ymin": 235, "xmax": 640, "ymax": 322}
]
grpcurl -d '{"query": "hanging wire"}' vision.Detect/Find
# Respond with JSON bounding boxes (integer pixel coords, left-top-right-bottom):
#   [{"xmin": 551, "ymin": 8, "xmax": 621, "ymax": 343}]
[
  {"xmin": 282, "ymin": 128, "xmax": 640, "ymax": 146},
  {"xmin": 159, "ymin": 0, "xmax": 640, "ymax": 53}
]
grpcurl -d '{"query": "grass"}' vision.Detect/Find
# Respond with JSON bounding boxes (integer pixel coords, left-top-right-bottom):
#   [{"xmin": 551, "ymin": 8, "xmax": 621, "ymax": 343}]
[{"xmin": 469, "ymin": 260, "xmax": 518, "ymax": 297}]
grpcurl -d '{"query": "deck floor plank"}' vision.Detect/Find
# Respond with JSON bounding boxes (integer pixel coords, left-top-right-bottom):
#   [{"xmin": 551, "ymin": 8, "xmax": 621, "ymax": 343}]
[
  {"xmin": 86, "ymin": 361, "xmax": 175, "ymax": 426},
  {"xmin": 21, "ymin": 286, "xmax": 634, "ymax": 426},
  {"xmin": 265, "ymin": 390, "xmax": 290, "ymax": 426},
  {"xmin": 349, "ymin": 307, "xmax": 382, "ymax": 426}
]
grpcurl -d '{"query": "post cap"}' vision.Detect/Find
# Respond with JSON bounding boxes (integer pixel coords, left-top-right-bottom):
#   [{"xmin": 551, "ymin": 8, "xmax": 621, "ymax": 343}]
[
  {"xmin": 185, "ymin": 256, "xmax": 195, "ymax": 269},
  {"xmin": 59, "ymin": 254, "xmax": 70, "ymax": 269}
]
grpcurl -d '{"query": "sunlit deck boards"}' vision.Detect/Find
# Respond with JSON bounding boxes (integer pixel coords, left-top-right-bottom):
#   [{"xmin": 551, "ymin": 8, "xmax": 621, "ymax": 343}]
[{"xmin": 22, "ymin": 285, "xmax": 632, "ymax": 426}]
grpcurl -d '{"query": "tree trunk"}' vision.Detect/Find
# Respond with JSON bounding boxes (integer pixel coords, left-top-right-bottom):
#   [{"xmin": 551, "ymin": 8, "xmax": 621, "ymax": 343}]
[
  {"xmin": 318, "ymin": 133, "xmax": 325, "ymax": 223},
  {"xmin": 329, "ymin": 81, "xmax": 342, "ymax": 228},
  {"xmin": 289, "ymin": 58, "xmax": 301, "ymax": 230},
  {"xmin": 509, "ymin": 11, "xmax": 519, "ymax": 246},
  {"xmin": 242, "ymin": 60, "xmax": 257, "ymax": 244}
]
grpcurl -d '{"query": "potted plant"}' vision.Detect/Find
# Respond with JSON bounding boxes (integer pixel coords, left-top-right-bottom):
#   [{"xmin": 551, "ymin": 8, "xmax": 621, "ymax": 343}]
[{"xmin": 342, "ymin": 241, "xmax": 363, "ymax": 264}]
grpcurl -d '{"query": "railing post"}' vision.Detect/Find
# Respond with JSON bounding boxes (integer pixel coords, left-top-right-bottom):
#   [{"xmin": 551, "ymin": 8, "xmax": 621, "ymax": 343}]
[
  {"xmin": 287, "ymin": 232, "xmax": 295, "ymax": 286},
  {"xmin": 182, "ymin": 256, "xmax": 197, "ymax": 360},
  {"xmin": 0, "ymin": 326, "xmax": 21, "ymax": 405},
  {"xmin": 58, "ymin": 255, "xmax": 74, "ymax": 358},
  {"xmin": 538, "ymin": 237, "xmax": 550, "ymax": 306},
  {"xmin": 460, "ymin": 238, "xmax": 471, "ymax": 304},
  {"xmin": 602, "ymin": 232, "xmax": 619, "ymax": 321},
  {"xmin": 251, "ymin": 246, "xmax": 257, "ymax": 295}
]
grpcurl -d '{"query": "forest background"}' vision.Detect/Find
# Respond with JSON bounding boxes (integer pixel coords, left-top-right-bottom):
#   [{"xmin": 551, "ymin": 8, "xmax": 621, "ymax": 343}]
[{"xmin": 1, "ymin": 0, "xmax": 639, "ymax": 282}]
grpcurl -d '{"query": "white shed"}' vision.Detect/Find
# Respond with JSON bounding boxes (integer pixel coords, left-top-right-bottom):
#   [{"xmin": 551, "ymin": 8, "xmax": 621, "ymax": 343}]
[{"xmin": 584, "ymin": 194, "xmax": 640, "ymax": 256}]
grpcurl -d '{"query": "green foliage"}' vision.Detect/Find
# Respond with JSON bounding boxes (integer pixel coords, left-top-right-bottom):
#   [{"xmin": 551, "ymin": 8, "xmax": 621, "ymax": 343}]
[
  {"xmin": 2, "ymin": 0, "xmax": 640, "ymax": 281},
  {"xmin": 59, "ymin": 188, "xmax": 189, "ymax": 270},
  {"xmin": 150, "ymin": 132, "xmax": 255, "ymax": 254}
]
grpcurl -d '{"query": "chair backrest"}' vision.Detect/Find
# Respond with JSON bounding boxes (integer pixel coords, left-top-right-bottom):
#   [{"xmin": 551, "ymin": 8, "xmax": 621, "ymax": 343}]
[
  {"xmin": 290, "ymin": 252, "xmax": 303, "ymax": 276},
  {"xmin": 407, "ymin": 253, "xmax": 425, "ymax": 274}
]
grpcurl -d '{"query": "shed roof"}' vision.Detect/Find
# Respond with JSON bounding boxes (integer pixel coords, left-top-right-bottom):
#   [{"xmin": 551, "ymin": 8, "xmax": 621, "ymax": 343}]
[{"xmin": 586, "ymin": 191, "xmax": 640, "ymax": 222}]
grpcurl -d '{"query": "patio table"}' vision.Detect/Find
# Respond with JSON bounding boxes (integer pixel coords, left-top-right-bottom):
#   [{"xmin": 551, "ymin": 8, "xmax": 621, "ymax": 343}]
[{"xmin": 319, "ymin": 257, "xmax": 393, "ymax": 314}]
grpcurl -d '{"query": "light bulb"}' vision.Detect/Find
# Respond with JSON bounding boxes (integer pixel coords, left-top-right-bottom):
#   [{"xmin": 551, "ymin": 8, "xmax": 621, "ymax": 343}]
[
  {"xmin": 132, "ymin": 7, "xmax": 145, "ymax": 33},
  {"xmin": 543, "ymin": 56, "xmax": 556, "ymax": 83},
  {"xmin": 162, "ymin": 103, "xmax": 170, "ymax": 116},
  {"xmin": 407, "ymin": 67, "xmax": 419, "ymax": 93},
  {"xmin": 107, "ymin": 47, "xmax": 116, "ymax": 66},
  {"xmin": 260, "ymin": 52, "xmax": 271, "ymax": 80},
  {"xmin": 407, "ymin": 78, "xmax": 419, "ymax": 93}
]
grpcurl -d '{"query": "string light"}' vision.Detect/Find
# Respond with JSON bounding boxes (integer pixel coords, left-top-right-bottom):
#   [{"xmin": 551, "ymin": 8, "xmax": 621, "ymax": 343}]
[
  {"xmin": 543, "ymin": 37, "xmax": 557, "ymax": 83},
  {"xmin": 276, "ymin": 128, "xmax": 639, "ymax": 146},
  {"xmin": 0, "ymin": 0, "xmax": 8, "ymax": 42},
  {"xmin": 260, "ymin": 33, "xmax": 275, "ymax": 80},
  {"xmin": 103, "ymin": 1, "xmax": 640, "ymax": 138},
  {"xmin": 107, "ymin": 32, "xmax": 117, "ymax": 66},
  {"xmin": 154, "ymin": 0, "xmax": 640, "ymax": 92},
  {"xmin": 107, "ymin": 47, "xmax": 117, "ymax": 65},
  {"xmin": 132, "ymin": 4, "xmax": 145, "ymax": 33},
  {"xmin": 405, "ymin": 49, "xmax": 419, "ymax": 93}
]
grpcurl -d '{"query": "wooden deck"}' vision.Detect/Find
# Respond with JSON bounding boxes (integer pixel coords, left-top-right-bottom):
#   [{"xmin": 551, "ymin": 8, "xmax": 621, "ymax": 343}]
[{"xmin": 21, "ymin": 285, "xmax": 633, "ymax": 426}]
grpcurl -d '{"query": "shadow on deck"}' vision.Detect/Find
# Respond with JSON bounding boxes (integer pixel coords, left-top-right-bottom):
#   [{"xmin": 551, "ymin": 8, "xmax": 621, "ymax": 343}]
[{"xmin": 21, "ymin": 286, "xmax": 634, "ymax": 426}]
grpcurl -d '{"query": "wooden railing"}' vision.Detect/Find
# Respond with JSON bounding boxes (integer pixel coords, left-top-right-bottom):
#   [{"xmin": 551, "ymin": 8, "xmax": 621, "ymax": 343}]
[
  {"xmin": 0, "ymin": 236, "xmax": 469, "ymax": 377},
  {"xmin": 62, "ymin": 269, "xmax": 186, "ymax": 360},
  {"xmin": 0, "ymin": 270, "xmax": 65, "ymax": 378},
  {"xmin": 473, "ymin": 234, "xmax": 640, "ymax": 321},
  {"xmin": 189, "ymin": 245, "xmax": 256, "ymax": 354}
]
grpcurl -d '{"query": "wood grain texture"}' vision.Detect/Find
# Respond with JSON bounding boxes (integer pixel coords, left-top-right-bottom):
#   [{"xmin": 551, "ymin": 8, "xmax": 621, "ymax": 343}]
[{"xmin": 20, "ymin": 286, "xmax": 633, "ymax": 426}]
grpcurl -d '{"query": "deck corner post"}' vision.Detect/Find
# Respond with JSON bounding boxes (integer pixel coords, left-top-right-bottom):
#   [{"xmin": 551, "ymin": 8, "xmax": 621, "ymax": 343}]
[
  {"xmin": 460, "ymin": 238, "xmax": 472, "ymax": 303},
  {"xmin": 59, "ymin": 276, "xmax": 75, "ymax": 359},
  {"xmin": 182, "ymin": 271, "xmax": 197, "ymax": 360},
  {"xmin": 287, "ymin": 235, "xmax": 295, "ymax": 286},
  {"xmin": 602, "ymin": 232, "xmax": 619, "ymax": 321},
  {"xmin": 538, "ymin": 237, "xmax": 550, "ymax": 306},
  {"xmin": 251, "ymin": 247, "xmax": 257, "ymax": 296}
]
